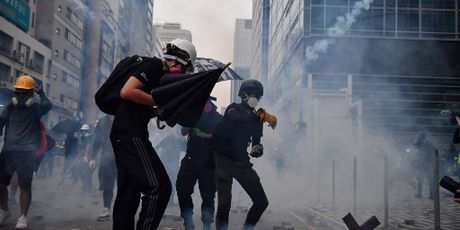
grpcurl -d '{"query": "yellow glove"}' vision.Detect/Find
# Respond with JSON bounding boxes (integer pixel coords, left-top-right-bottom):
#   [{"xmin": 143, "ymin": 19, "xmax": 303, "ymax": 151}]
[{"xmin": 256, "ymin": 108, "xmax": 277, "ymax": 129}]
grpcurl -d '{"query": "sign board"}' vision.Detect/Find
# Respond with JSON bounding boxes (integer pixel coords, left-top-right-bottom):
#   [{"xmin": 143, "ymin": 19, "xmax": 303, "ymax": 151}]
[{"xmin": 0, "ymin": 0, "xmax": 30, "ymax": 32}]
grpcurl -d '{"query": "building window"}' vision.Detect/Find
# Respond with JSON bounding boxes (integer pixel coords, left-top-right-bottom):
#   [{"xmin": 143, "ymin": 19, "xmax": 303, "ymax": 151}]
[
  {"xmin": 0, "ymin": 62, "xmax": 11, "ymax": 82},
  {"xmin": 397, "ymin": 10, "xmax": 419, "ymax": 37},
  {"xmin": 63, "ymin": 50, "xmax": 81, "ymax": 68},
  {"xmin": 17, "ymin": 42, "xmax": 31, "ymax": 64},
  {"xmin": 31, "ymin": 13, "xmax": 35, "ymax": 28},
  {"xmin": 62, "ymin": 71, "xmax": 79, "ymax": 88},
  {"xmin": 398, "ymin": 0, "xmax": 420, "ymax": 8},
  {"xmin": 0, "ymin": 30, "xmax": 13, "ymax": 55},
  {"xmin": 351, "ymin": 9, "xmax": 384, "ymax": 35},
  {"xmin": 45, "ymin": 83, "xmax": 50, "ymax": 95},
  {"xmin": 63, "ymin": 49, "xmax": 70, "ymax": 62},
  {"xmin": 422, "ymin": 11, "xmax": 455, "ymax": 38},
  {"xmin": 311, "ymin": 7, "xmax": 325, "ymax": 29},
  {"xmin": 15, "ymin": 69, "xmax": 23, "ymax": 78},
  {"xmin": 66, "ymin": 7, "xmax": 84, "ymax": 30},
  {"xmin": 65, "ymin": 28, "xmax": 82, "ymax": 49},
  {"xmin": 421, "ymin": 0, "xmax": 456, "ymax": 9},
  {"xmin": 33, "ymin": 52, "xmax": 45, "ymax": 73}
]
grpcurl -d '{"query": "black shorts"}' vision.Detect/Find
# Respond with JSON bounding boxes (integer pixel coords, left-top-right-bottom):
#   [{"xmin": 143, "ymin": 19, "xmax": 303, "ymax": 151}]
[{"xmin": 0, "ymin": 151, "xmax": 36, "ymax": 188}]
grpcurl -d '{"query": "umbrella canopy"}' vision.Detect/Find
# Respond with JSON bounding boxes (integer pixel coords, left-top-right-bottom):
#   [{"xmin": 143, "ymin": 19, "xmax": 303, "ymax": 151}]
[
  {"xmin": 194, "ymin": 57, "xmax": 243, "ymax": 82},
  {"xmin": 152, "ymin": 68, "xmax": 224, "ymax": 127},
  {"xmin": 52, "ymin": 119, "xmax": 82, "ymax": 134}
]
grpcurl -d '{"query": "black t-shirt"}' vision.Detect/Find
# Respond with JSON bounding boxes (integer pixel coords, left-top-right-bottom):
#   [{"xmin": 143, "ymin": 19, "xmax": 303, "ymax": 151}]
[
  {"xmin": 112, "ymin": 57, "xmax": 165, "ymax": 137},
  {"xmin": 0, "ymin": 93, "xmax": 52, "ymax": 152}
]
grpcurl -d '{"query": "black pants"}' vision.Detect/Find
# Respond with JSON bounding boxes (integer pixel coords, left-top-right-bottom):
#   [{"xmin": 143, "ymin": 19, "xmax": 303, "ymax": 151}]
[
  {"xmin": 176, "ymin": 157, "xmax": 216, "ymax": 228},
  {"xmin": 111, "ymin": 134, "xmax": 172, "ymax": 230},
  {"xmin": 99, "ymin": 156, "xmax": 117, "ymax": 209},
  {"xmin": 214, "ymin": 154, "xmax": 268, "ymax": 230}
]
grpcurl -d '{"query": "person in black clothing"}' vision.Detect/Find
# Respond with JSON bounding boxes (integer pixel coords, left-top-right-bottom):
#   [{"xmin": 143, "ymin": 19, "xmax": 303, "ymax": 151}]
[
  {"xmin": 212, "ymin": 80, "xmax": 277, "ymax": 230},
  {"xmin": 0, "ymin": 75, "xmax": 52, "ymax": 229},
  {"xmin": 176, "ymin": 98, "xmax": 222, "ymax": 230},
  {"xmin": 88, "ymin": 115, "xmax": 116, "ymax": 221},
  {"xmin": 110, "ymin": 38, "xmax": 196, "ymax": 230},
  {"xmin": 64, "ymin": 131, "xmax": 79, "ymax": 184}
]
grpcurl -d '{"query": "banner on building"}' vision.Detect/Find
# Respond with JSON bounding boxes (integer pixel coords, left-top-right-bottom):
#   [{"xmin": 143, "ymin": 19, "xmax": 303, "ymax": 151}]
[{"xmin": 0, "ymin": 0, "xmax": 30, "ymax": 32}]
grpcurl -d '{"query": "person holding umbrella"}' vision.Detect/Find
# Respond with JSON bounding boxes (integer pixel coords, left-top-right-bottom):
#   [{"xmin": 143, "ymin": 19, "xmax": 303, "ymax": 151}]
[
  {"xmin": 110, "ymin": 38, "xmax": 197, "ymax": 230},
  {"xmin": 0, "ymin": 75, "xmax": 52, "ymax": 229},
  {"xmin": 212, "ymin": 80, "xmax": 277, "ymax": 230}
]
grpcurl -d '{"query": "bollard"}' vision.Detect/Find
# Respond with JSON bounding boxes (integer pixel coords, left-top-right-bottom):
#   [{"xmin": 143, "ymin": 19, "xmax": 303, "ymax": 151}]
[
  {"xmin": 433, "ymin": 149, "xmax": 440, "ymax": 230},
  {"xmin": 384, "ymin": 154, "xmax": 389, "ymax": 228},
  {"xmin": 333, "ymin": 160, "xmax": 336, "ymax": 209},
  {"xmin": 353, "ymin": 156, "xmax": 357, "ymax": 216}
]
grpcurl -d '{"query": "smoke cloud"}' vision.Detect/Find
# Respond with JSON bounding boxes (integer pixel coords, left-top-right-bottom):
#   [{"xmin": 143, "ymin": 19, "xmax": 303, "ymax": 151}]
[{"xmin": 305, "ymin": 0, "xmax": 374, "ymax": 64}]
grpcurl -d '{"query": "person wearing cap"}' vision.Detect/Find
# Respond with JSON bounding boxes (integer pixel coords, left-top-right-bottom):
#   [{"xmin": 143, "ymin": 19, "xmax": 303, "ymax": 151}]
[
  {"xmin": 110, "ymin": 38, "xmax": 197, "ymax": 230},
  {"xmin": 176, "ymin": 97, "xmax": 222, "ymax": 230},
  {"xmin": 0, "ymin": 75, "xmax": 52, "ymax": 229}
]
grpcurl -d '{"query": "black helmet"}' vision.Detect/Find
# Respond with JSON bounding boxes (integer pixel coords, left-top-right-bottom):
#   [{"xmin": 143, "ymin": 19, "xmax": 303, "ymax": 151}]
[{"xmin": 238, "ymin": 80, "xmax": 264, "ymax": 98}]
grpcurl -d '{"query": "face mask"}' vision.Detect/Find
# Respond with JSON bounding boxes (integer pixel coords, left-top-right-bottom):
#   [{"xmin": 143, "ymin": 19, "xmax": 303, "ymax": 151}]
[
  {"xmin": 12, "ymin": 92, "xmax": 34, "ymax": 107},
  {"xmin": 203, "ymin": 101, "xmax": 212, "ymax": 113},
  {"xmin": 246, "ymin": 97, "xmax": 259, "ymax": 108},
  {"xmin": 169, "ymin": 65, "xmax": 183, "ymax": 74}
]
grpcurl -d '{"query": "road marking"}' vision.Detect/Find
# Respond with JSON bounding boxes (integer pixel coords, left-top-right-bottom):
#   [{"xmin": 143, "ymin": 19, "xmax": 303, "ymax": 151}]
[
  {"xmin": 301, "ymin": 204, "xmax": 348, "ymax": 229},
  {"xmin": 288, "ymin": 210, "xmax": 318, "ymax": 230}
]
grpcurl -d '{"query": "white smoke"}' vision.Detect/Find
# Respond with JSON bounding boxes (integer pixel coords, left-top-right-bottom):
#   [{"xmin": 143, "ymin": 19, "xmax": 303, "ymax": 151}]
[{"xmin": 305, "ymin": 0, "xmax": 374, "ymax": 64}]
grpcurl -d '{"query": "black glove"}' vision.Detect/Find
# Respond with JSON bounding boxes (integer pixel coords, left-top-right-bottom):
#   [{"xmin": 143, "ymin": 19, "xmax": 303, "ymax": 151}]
[
  {"xmin": 35, "ymin": 83, "xmax": 44, "ymax": 94},
  {"xmin": 250, "ymin": 144, "xmax": 264, "ymax": 158}
]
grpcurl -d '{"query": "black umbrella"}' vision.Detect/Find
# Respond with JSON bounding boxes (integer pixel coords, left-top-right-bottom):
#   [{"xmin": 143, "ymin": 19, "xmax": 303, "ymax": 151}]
[
  {"xmin": 194, "ymin": 57, "xmax": 243, "ymax": 81},
  {"xmin": 152, "ymin": 68, "xmax": 225, "ymax": 127},
  {"xmin": 52, "ymin": 119, "xmax": 81, "ymax": 134}
]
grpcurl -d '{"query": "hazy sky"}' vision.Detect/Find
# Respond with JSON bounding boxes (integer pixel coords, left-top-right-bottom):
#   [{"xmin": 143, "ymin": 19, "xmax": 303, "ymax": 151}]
[{"xmin": 154, "ymin": 0, "xmax": 252, "ymax": 108}]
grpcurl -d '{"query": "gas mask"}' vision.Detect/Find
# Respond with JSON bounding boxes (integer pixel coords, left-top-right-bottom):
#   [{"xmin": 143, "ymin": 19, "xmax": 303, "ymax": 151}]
[
  {"xmin": 243, "ymin": 93, "xmax": 259, "ymax": 108},
  {"xmin": 203, "ymin": 101, "xmax": 213, "ymax": 113},
  {"xmin": 12, "ymin": 91, "xmax": 34, "ymax": 107}
]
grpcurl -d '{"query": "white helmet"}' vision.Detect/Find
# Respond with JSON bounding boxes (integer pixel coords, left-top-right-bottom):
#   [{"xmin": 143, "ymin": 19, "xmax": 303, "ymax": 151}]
[
  {"xmin": 163, "ymin": 39, "xmax": 197, "ymax": 67},
  {"xmin": 80, "ymin": 124, "xmax": 90, "ymax": 131}
]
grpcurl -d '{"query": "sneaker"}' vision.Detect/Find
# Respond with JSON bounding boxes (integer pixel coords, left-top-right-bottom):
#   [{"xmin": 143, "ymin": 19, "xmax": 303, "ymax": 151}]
[
  {"xmin": 97, "ymin": 208, "xmax": 111, "ymax": 221},
  {"xmin": 15, "ymin": 215, "xmax": 27, "ymax": 229},
  {"xmin": 0, "ymin": 211, "xmax": 10, "ymax": 225}
]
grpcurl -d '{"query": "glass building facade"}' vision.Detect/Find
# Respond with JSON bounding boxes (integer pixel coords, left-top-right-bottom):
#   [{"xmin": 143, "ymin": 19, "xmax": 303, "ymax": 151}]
[{"xmin": 252, "ymin": 0, "xmax": 460, "ymax": 134}]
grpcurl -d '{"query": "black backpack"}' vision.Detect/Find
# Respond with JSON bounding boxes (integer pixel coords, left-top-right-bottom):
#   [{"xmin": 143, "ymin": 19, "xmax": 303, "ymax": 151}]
[{"xmin": 95, "ymin": 55, "xmax": 152, "ymax": 115}]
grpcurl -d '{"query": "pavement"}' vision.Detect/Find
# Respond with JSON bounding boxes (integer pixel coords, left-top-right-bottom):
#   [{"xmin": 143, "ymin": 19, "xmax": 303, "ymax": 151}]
[
  {"xmin": 293, "ymin": 182, "xmax": 460, "ymax": 230},
  {"xmin": 0, "ymin": 156, "xmax": 312, "ymax": 230},
  {"xmin": 2, "ymin": 156, "xmax": 458, "ymax": 230}
]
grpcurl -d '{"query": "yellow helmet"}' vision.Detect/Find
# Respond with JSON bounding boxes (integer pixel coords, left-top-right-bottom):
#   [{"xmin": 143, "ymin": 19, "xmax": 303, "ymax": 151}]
[{"xmin": 14, "ymin": 75, "xmax": 35, "ymax": 90}]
